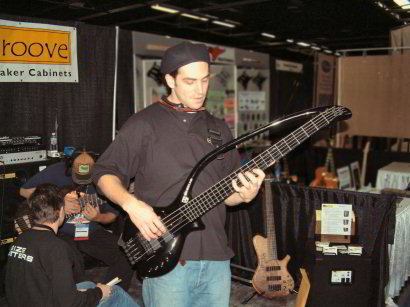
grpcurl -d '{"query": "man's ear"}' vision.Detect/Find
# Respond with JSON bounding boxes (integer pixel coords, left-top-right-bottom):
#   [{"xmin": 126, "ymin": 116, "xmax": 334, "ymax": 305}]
[
  {"xmin": 165, "ymin": 74, "xmax": 176, "ymax": 89},
  {"xmin": 59, "ymin": 206, "xmax": 65, "ymax": 222}
]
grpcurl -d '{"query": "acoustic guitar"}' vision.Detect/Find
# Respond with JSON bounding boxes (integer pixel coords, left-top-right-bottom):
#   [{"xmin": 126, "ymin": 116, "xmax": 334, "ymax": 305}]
[
  {"xmin": 310, "ymin": 138, "xmax": 338, "ymax": 188},
  {"xmin": 252, "ymin": 179, "xmax": 294, "ymax": 298},
  {"xmin": 120, "ymin": 106, "xmax": 352, "ymax": 278}
]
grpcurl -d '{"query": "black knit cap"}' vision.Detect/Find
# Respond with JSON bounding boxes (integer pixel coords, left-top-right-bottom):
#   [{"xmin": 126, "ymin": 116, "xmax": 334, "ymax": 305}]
[{"xmin": 160, "ymin": 42, "xmax": 210, "ymax": 75}]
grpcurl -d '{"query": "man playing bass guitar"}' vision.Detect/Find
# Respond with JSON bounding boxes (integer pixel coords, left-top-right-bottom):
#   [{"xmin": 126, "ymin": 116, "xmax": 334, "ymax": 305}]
[{"xmin": 93, "ymin": 42, "xmax": 265, "ymax": 307}]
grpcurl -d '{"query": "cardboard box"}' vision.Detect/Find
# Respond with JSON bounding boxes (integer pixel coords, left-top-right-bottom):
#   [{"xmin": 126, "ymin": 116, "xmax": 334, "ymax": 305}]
[{"xmin": 315, "ymin": 210, "xmax": 356, "ymax": 243}]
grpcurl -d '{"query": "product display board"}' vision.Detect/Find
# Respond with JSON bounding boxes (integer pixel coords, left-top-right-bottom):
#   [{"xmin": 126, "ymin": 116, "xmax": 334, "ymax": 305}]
[
  {"xmin": 236, "ymin": 68, "xmax": 270, "ymax": 140},
  {"xmin": 206, "ymin": 64, "xmax": 236, "ymax": 136},
  {"xmin": 136, "ymin": 59, "xmax": 167, "ymax": 110}
]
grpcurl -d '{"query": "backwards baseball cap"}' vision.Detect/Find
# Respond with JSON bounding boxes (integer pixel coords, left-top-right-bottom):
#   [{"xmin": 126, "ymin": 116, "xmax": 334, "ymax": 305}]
[
  {"xmin": 72, "ymin": 152, "xmax": 94, "ymax": 185},
  {"xmin": 160, "ymin": 42, "xmax": 210, "ymax": 75}
]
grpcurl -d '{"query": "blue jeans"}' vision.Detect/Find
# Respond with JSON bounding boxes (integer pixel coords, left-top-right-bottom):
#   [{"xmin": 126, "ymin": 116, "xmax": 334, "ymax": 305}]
[
  {"xmin": 76, "ymin": 281, "xmax": 139, "ymax": 307},
  {"xmin": 142, "ymin": 260, "xmax": 231, "ymax": 307}
]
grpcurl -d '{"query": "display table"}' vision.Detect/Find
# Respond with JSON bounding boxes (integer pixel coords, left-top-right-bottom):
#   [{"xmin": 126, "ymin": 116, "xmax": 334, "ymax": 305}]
[
  {"xmin": 376, "ymin": 162, "xmax": 410, "ymax": 190},
  {"xmin": 304, "ymin": 241, "xmax": 372, "ymax": 307},
  {"xmin": 386, "ymin": 197, "xmax": 410, "ymax": 298}
]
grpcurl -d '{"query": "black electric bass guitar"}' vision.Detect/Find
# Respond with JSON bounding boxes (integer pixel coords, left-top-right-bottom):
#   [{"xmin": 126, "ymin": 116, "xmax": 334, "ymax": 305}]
[{"xmin": 120, "ymin": 106, "xmax": 352, "ymax": 278}]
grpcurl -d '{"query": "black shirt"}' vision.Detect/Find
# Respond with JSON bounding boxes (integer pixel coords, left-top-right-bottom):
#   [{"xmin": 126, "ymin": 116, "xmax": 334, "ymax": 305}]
[
  {"xmin": 5, "ymin": 228, "xmax": 102, "ymax": 306},
  {"xmin": 93, "ymin": 102, "xmax": 241, "ymax": 260}
]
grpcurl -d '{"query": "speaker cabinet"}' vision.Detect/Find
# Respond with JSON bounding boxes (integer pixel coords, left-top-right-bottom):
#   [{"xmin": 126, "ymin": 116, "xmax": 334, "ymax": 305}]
[{"xmin": 305, "ymin": 242, "xmax": 372, "ymax": 307}]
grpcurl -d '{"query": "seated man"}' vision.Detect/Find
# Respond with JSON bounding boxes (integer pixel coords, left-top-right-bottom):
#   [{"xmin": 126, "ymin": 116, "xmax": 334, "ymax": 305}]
[
  {"xmin": 19, "ymin": 151, "xmax": 133, "ymax": 290},
  {"xmin": 6, "ymin": 183, "xmax": 138, "ymax": 307}
]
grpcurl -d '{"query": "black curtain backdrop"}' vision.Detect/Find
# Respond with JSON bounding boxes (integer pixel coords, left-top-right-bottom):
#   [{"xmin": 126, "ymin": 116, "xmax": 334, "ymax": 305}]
[
  {"xmin": 0, "ymin": 15, "xmax": 134, "ymax": 154},
  {"xmin": 227, "ymin": 182, "xmax": 396, "ymax": 307},
  {"xmin": 226, "ymin": 192, "xmax": 264, "ymax": 275},
  {"xmin": 269, "ymin": 57, "xmax": 314, "ymax": 120},
  {"xmin": 116, "ymin": 29, "xmax": 134, "ymax": 131},
  {"xmin": 270, "ymin": 183, "xmax": 395, "ymax": 307}
]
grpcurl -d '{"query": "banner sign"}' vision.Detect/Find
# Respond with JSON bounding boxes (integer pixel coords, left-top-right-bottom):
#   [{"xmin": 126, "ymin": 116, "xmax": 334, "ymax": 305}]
[
  {"xmin": 275, "ymin": 59, "xmax": 303, "ymax": 73},
  {"xmin": 0, "ymin": 19, "xmax": 78, "ymax": 82},
  {"xmin": 205, "ymin": 43, "xmax": 235, "ymax": 64}
]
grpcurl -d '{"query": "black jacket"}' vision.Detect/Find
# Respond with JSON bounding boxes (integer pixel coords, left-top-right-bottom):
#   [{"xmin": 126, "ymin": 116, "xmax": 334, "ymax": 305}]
[{"xmin": 6, "ymin": 229, "xmax": 102, "ymax": 306}]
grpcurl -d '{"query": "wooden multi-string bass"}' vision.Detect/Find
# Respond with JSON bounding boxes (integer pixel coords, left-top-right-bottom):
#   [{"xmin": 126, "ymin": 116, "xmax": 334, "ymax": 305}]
[{"xmin": 252, "ymin": 179, "xmax": 294, "ymax": 298}]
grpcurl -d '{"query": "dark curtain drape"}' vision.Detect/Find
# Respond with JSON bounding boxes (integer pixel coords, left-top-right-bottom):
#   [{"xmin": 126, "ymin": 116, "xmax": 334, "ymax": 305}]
[
  {"xmin": 270, "ymin": 183, "xmax": 396, "ymax": 307},
  {"xmin": 226, "ymin": 182, "xmax": 396, "ymax": 306},
  {"xmin": 269, "ymin": 57, "xmax": 313, "ymax": 121},
  {"xmin": 226, "ymin": 192, "xmax": 265, "ymax": 277},
  {"xmin": 116, "ymin": 29, "xmax": 134, "ymax": 130},
  {"xmin": 0, "ymin": 15, "xmax": 133, "ymax": 154}
]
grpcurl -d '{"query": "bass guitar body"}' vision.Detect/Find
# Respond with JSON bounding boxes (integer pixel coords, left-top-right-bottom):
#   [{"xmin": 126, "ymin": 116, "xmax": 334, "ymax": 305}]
[
  {"xmin": 121, "ymin": 200, "xmax": 204, "ymax": 278},
  {"xmin": 252, "ymin": 235, "xmax": 294, "ymax": 298}
]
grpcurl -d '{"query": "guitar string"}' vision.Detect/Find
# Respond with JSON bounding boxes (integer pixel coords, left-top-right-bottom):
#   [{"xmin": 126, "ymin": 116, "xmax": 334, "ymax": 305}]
[
  {"xmin": 16, "ymin": 193, "xmax": 104, "ymax": 232},
  {"xmin": 158, "ymin": 108, "xmax": 336, "ymax": 228},
  {"xmin": 126, "ymin": 108, "xmax": 339, "ymax": 261},
  {"xmin": 126, "ymin": 107, "xmax": 341, "ymax": 261},
  {"xmin": 126, "ymin": 110, "xmax": 337, "ymax": 261},
  {"xmin": 65, "ymin": 193, "xmax": 103, "ymax": 218},
  {"xmin": 15, "ymin": 215, "xmax": 33, "ymax": 231},
  {"xmin": 126, "ymin": 111, "xmax": 338, "ymax": 262}
]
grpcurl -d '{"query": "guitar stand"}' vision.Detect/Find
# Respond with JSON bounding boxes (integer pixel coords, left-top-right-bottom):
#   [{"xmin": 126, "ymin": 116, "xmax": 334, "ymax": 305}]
[
  {"xmin": 230, "ymin": 263, "xmax": 259, "ymax": 304},
  {"xmin": 241, "ymin": 291, "xmax": 259, "ymax": 304}
]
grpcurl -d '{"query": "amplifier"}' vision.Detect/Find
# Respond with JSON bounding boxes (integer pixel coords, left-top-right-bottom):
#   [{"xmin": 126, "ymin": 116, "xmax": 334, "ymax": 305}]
[
  {"xmin": 0, "ymin": 150, "xmax": 47, "ymax": 165},
  {"xmin": 0, "ymin": 144, "xmax": 45, "ymax": 154},
  {"xmin": 304, "ymin": 242, "xmax": 372, "ymax": 307},
  {"xmin": 0, "ymin": 136, "xmax": 42, "ymax": 147}
]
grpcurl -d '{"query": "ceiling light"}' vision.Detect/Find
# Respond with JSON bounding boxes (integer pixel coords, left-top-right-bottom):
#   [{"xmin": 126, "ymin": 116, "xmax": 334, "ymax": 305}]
[
  {"xmin": 324, "ymin": 50, "xmax": 333, "ymax": 54},
  {"xmin": 393, "ymin": 0, "xmax": 410, "ymax": 9},
  {"xmin": 212, "ymin": 20, "xmax": 236, "ymax": 28},
  {"xmin": 311, "ymin": 46, "xmax": 321, "ymax": 51},
  {"xmin": 297, "ymin": 41, "xmax": 310, "ymax": 47},
  {"xmin": 181, "ymin": 13, "xmax": 208, "ymax": 21},
  {"xmin": 151, "ymin": 4, "xmax": 179, "ymax": 14},
  {"xmin": 286, "ymin": 39, "xmax": 294, "ymax": 43},
  {"xmin": 204, "ymin": 14, "xmax": 218, "ymax": 19},
  {"xmin": 261, "ymin": 32, "xmax": 276, "ymax": 39},
  {"xmin": 225, "ymin": 19, "xmax": 241, "ymax": 25},
  {"xmin": 266, "ymin": 42, "xmax": 287, "ymax": 46}
]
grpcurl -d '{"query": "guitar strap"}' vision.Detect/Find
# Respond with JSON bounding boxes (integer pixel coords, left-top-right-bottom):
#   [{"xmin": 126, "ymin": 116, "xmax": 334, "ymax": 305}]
[{"xmin": 205, "ymin": 111, "xmax": 224, "ymax": 160}]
